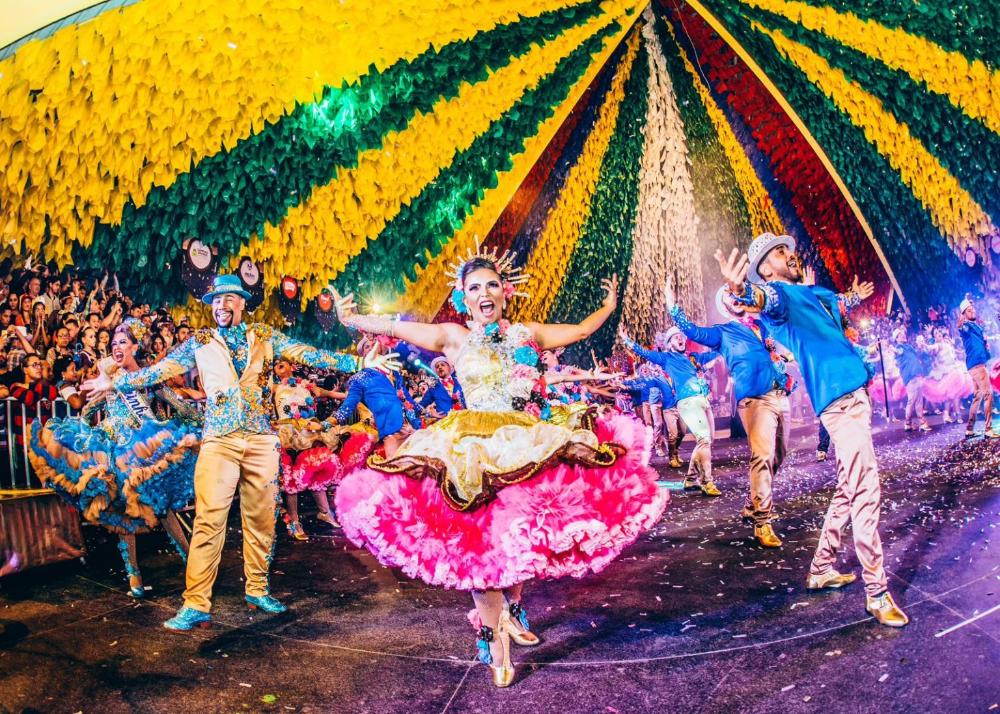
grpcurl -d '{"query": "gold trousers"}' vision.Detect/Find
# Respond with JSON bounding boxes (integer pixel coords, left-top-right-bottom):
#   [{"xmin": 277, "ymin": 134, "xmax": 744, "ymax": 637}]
[
  {"xmin": 967, "ymin": 364, "xmax": 993, "ymax": 431},
  {"xmin": 183, "ymin": 431, "xmax": 281, "ymax": 612},
  {"xmin": 737, "ymin": 390, "xmax": 790, "ymax": 525}
]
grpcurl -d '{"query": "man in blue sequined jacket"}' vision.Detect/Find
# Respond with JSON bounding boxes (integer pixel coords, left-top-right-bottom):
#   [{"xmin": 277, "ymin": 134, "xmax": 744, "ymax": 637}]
[{"xmin": 717, "ymin": 233, "xmax": 908, "ymax": 629}]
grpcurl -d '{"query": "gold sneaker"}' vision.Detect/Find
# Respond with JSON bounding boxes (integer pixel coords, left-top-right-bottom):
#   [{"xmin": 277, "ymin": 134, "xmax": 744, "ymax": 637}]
[
  {"xmin": 806, "ymin": 570, "xmax": 857, "ymax": 590},
  {"xmin": 754, "ymin": 523, "xmax": 782, "ymax": 548},
  {"xmin": 866, "ymin": 591, "xmax": 909, "ymax": 627},
  {"xmin": 700, "ymin": 481, "xmax": 721, "ymax": 497}
]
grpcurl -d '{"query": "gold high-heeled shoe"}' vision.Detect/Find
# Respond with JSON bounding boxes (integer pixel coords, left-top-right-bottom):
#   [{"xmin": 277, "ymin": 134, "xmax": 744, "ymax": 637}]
[
  {"xmin": 507, "ymin": 602, "xmax": 540, "ymax": 647},
  {"xmin": 491, "ymin": 611, "xmax": 516, "ymax": 688}
]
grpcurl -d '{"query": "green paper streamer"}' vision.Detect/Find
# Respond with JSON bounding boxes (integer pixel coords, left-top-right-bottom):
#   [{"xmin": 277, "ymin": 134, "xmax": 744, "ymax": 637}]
[{"xmin": 333, "ymin": 20, "xmax": 626, "ymax": 298}]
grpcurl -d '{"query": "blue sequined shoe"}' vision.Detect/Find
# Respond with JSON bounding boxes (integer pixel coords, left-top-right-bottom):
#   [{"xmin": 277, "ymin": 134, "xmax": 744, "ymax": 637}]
[
  {"xmin": 245, "ymin": 594, "xmax": 288, "ymax": 614},
  {"xmin": 163, "ymin": 606, "xmax": 212, "ymax": 631}
]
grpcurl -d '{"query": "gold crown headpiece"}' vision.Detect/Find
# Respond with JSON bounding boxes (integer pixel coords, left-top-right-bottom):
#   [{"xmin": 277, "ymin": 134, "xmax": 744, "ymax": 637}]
[{"xmin": 446, "ymin": 240, "xmax": 531, "ymax": 299}]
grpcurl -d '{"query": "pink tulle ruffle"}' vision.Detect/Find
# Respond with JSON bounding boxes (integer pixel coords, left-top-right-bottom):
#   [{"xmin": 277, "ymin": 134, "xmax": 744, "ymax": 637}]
[
  {"xmin": 922, "ymin": 370, "xmax": 974, "ymax": 403},
  {"xmin": 335, "ymin": 413, "xmax": 668, "ymax": 591},
  {"xmin": 868, "ymin": 376, "xmax": 905, "ymax": 404},
  {"xmin": 281, "ymin": 431, "xmax": 377, "ymax": 494}
]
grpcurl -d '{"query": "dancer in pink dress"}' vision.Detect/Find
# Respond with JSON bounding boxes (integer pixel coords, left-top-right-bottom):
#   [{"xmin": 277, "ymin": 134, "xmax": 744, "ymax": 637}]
[
  {"xmin": 331, "ymin": 248, "xmax": 668, "ymax": 687},
  {"xmin": 274, "ymin": 358, "xmax": 376, "ymax": 540},
  {"xmin": 920, "ymin": 329, "xmax": 973, "ymax": 423},
  {"xmin": 867, "ymin": 337, "xmax": 905, "ymax": 418}
]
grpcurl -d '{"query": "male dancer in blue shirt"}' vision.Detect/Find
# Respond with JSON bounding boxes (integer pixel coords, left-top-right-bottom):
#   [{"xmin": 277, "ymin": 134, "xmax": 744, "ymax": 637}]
[
  {"xmin": 892, "ymin": 327, "xmax": 931, "ymax": 432},
  {"xmin": 957, "ymin": 297, "xmax": 998, "ymax": 438},
  {"xmin": 620, "ymin": 325, "xmax": 721, "ymax": 496},
  {"xmin": 619, "ymin": 363, "xmax": 682, "ymax": 466},
  {"xmin": 420, "ymin": 357, "xmax": 464, "ymax": 418},
  {"xmin": 666, "ymin": 279, "xmax": 790, "ymax": 548},
  {"xmin": 718, "ymin": 233, "xmax": 908, "ymax": 627}
]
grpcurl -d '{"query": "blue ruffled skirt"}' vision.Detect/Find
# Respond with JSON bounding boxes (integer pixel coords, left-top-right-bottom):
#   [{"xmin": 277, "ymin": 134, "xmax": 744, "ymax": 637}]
[{"xmin": 29, "ymin": 417, "xmax": 200, "ymax": 534}]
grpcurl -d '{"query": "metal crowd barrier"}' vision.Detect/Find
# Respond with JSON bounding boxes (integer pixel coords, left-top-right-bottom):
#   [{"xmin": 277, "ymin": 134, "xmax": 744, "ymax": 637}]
[{"xmin": 1, "ymin": 396, "xmax": 78, "ymax": 492}]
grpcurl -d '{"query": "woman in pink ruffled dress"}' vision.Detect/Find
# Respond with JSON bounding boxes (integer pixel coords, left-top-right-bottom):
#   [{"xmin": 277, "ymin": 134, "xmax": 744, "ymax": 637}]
[
  {"xmin": 273, "ymin": 358, "xmax": 376, "ymax": 540},
  {"xmin": 921, "ymin": 328, "xmax": 974, "ymax": 422},
  {"xmin": 868, "ymin": 335, "xmax": 905, "ymax": 415},
  {"xmin": 331, "ymin": 250, "xmax": 668, "ymax": 687}
]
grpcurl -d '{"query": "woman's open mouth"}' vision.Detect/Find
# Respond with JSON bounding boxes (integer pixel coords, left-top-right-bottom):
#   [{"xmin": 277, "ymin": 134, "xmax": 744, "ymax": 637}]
[{"xmin": 478, "ymin": 300, "xmax": 496, "ymax": 319}]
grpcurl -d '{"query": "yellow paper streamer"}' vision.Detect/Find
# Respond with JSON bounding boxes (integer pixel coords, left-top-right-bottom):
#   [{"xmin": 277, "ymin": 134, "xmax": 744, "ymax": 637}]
[
  {"xmin": 761, "ymin": 25, "xmax": 995, "ymax": 252},
  {"xmin": 397, "ymin": 4, "xmax": 644, "ymax": 319},
  {"xmin": 740, "ymin": 0, "xmax": 1000, "ymax": 135},
  {"xmin": 498, "ymin": 30, "xmax": 640, "ymax": 324}
]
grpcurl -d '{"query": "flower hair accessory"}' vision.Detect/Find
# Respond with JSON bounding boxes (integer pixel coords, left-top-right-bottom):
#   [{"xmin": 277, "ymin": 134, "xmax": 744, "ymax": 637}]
[{"xmin": 447, "ymin": 240, "xmax": 531, "ymax": 313}]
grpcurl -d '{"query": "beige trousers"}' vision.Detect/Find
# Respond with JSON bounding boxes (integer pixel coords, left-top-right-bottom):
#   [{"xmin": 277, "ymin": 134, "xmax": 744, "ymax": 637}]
[
  {"xmin": 737, "ymin": 390, "xmax": 790, "ymax": 525},
  {"xmin": 662, "ymin": 407, "xmax": 684, "ymax": 460},
  {"xmin": 677, "ymin": 395, "xmax": 714, "ymax": 483},
  {"xmin": 183, "ymin": 430, "xmax": 281, "ymax": 612},
  {"xmin": 904, "ymin": 377, "xmax": 926, "ymax": 425},
  {"xmin": 810, "ymin": 389, "xmax": 888, "ymax": 597},
  {"xmin": 641, "ymin": 403, "xmax": 683, "ymax": 458},
  {"xmin": 967, "ymin": 364, "xmax": 993, "ymax": 431}
]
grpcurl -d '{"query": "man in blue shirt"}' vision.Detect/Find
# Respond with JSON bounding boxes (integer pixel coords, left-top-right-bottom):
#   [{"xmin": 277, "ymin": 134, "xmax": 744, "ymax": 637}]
[
  {"xmin": 620, "ymin": 325, "xmax": 721, "ymax": 496},
  {"xmin": 718, "ymin": 233, "xmax": 908, "ymax": 628},
  {"xmin": 420, "ymin": 357, "xmax": 464, "ymax": 418},
  {"xmin": 335, "ymin": 332, "xmax": 422, "ymax": 456},
  {"xmin": 957, "ymin": 297, "xmax": 997, "ymax": 438},
  {"xmin": 668, "ymin": 280, "xmax": 790, "ymax": 548},
  {"xmin": 620, "ymin": 363, "xmax": 683, "ymax": 467},
  {"xmin": 892, "ymin": 328, "xmax": 931, "ymax": 432}
]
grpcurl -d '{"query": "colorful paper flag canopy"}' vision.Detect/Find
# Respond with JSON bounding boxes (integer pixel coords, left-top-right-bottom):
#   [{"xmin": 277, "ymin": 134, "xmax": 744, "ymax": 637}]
[{"xmin": 2, "ymin": 0, "xmax": 996, "ymax": 352}]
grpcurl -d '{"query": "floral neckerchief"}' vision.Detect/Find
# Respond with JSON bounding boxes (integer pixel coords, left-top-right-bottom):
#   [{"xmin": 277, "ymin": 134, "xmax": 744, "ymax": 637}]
[
  {"xmin": 439, "ymin": 376, "xmax": 464, "ymax": 410},
  {"xmin": 741, "ymin": 316, "xmax": 794, "ymax": 394},
  {"xmin": 218, "ymin": 322, "xmax": 249, "ymax": 375}
]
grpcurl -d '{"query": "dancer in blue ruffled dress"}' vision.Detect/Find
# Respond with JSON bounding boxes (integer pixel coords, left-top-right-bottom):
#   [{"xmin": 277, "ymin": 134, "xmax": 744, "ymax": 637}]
[{"xmin": 28, "ymin": 319, "xmax": 201, "ymax": 597}]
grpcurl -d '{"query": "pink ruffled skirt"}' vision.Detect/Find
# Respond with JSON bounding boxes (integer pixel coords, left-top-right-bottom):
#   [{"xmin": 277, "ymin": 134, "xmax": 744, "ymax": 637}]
[
  {"xmin": 335, "ymin": 411, "xmax": 668, "ymax": 591},
  {"xmin": 922, "ymin": 370, "xmax": 974, "ymax": 403},
  {"xmin": 280, "ymin": 429, "xmax": 377, "ymax": 494},
  {"xmin": 868, "ymin": 376, "xmax": 905, "ymax": 405}
]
